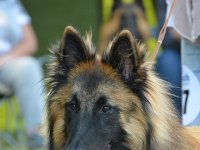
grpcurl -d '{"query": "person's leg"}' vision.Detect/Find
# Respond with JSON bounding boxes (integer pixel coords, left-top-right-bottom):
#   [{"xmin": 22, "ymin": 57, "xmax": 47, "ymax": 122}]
[
  {"xmin": 156, "ymin": 48, "xmax": 182, "ymax": 118},
  {"xmin": 182, "ymin": 38, "xmax": 200, "ymax": 125},
  {"xmin": 0, "ymin": 56, "xmax": 45, "ymax": 135}
]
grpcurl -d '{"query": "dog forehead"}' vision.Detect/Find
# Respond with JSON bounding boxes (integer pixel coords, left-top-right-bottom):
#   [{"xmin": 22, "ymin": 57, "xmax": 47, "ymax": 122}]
[
  {"xmin": 70, "ymin": 69, "xmax": 118, "ymax": 102},
  {"xmin": 73, "ymin": 69, "xmax": 111, "ymax": 94},
  {"xmin": 66, "ymin": 62, "xmax": 130, "ymax": 105}
]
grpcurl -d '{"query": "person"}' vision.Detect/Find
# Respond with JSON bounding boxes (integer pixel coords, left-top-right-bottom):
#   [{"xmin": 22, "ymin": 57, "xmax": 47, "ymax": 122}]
[
  {"xmin": 0, "ymin": 0, "xmax": 45, "ymax": 148},
  {"xmin": 166, "ymin": 0, "xmax": 200, "ymax": 125},
  {"xmin": 154, "ymin": 0, "xmax": 182, "ymax": 119}
]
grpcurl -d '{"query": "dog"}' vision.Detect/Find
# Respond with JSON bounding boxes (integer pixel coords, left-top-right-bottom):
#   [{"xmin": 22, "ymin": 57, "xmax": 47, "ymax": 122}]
[
  {"xmin": 46, "ymin": 26, "xmax": 200, "ymax": 150},
  {"xmin": 98, "ymin": 3, "xmax": 150, "ymax": 54}
]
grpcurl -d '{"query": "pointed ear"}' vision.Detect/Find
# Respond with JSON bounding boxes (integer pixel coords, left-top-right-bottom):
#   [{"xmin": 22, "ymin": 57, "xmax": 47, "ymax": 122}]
[
  {"xmin": 103, "ymin": 30, "xmax": 146, "ymax": 83},
  {"xmin": 59, "ymin": 26, "xmax": 90, "ymax": 70}
]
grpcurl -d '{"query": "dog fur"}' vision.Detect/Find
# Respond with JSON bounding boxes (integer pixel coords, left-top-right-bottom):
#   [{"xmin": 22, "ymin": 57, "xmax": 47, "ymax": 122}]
[{"xmin": 46, "ymin": 26, "xmax": 200, "ymax": 150}]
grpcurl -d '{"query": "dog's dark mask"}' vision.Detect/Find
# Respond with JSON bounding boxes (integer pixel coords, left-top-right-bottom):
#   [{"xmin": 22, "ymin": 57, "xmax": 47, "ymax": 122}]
[{"xmin": 65, "ymin": 93, "xmax": 128, "ymax": 150}]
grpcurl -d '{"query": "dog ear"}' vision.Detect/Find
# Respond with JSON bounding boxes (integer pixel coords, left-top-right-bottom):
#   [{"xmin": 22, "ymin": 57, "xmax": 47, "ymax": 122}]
[
  {"xmin": 59, "ymin": 26, "xmax": 90, "ymax": 70},
  {"xmin": 103, "ymin": 30, "xmax": 146, "ymax": 83}
]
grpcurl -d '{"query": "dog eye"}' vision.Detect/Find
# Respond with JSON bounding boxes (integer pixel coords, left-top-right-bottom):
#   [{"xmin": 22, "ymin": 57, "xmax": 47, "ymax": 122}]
[
  {"xmin": 69, "ymin": 103, "xmax": 76, "ymax": 111},
  {"xmin": 66, "ymin": 95, "xmax": 79, "ymax": 112},
  {"xmin": 66, "ymin": 103, "xmax": 76, "ymax": 112},
  {"xmin": 102, "ymin": 106, "xmax": 111, "ymax": 113}
]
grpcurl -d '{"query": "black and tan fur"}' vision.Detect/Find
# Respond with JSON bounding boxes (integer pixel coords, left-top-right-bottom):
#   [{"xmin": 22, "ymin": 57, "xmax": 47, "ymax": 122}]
[
  {"xmin": 98, "ymin": 3, "xmax": 150, "ymax": 54},
  {"xmin": 46, "ymin": 26, "xmax": 200, "ymax": 150}
]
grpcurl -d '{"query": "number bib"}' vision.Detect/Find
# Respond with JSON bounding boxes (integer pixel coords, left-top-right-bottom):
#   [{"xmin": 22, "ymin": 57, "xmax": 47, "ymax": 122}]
[{"xmin": 182, "ymin": 65, "xmax": 200, "ymax": 125}]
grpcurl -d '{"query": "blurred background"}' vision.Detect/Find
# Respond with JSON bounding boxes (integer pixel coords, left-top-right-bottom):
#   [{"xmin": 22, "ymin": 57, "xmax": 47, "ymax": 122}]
[{"xmin": 21, "ymin": 0, "xmax": 101, "ymax": 57}]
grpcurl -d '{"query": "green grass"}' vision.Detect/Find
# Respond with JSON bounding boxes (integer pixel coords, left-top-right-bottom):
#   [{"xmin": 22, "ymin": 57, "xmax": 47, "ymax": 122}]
[{"xmin": 21, "ymin": 0, "xmax": 100, "ymax": 56}]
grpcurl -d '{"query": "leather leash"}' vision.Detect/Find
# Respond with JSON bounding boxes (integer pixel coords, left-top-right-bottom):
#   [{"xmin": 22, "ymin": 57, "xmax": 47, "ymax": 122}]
[{"xmin": 150, "ymin": 0, "xmax": 177, "ymax": 61}]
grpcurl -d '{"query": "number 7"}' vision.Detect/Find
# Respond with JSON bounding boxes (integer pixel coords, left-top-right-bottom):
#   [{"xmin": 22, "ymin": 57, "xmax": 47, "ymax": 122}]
[{"xmin": 183, "ymin": 90, "xmax": 189, "ymax": 114}]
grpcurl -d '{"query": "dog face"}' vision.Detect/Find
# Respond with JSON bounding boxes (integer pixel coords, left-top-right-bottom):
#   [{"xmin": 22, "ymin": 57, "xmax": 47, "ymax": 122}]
[
  {"xmin": 61, "ymin": 65, "xmax": 130, "ymax": 150},
  {"xmin": 47, "ymin": 26, "xmax": 148, "ymax": 150}
]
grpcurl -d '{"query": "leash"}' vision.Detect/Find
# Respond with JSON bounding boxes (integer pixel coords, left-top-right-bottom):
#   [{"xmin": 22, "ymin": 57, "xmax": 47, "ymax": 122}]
[{"xmin": 150, "ymin": 0, "xmax": 177, "ymax": 61}]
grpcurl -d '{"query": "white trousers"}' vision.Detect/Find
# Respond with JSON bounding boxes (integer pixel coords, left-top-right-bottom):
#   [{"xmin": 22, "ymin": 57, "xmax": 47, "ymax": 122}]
[{"xmin": 0, "ymin": 56, "xmax": 45, "ymax": 133}]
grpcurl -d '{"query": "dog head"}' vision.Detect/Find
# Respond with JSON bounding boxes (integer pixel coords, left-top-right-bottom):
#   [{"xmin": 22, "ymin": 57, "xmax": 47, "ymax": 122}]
[{"xmin": 46, "ymin": 26, "xmax": 156, "ymax": 150}]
